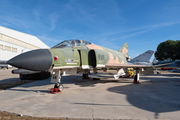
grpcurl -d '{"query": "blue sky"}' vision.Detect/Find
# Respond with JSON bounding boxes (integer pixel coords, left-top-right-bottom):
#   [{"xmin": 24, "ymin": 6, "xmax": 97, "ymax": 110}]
[{"xmin": 0, "ymin": 0, "xmax": 180, "ymax": 60}]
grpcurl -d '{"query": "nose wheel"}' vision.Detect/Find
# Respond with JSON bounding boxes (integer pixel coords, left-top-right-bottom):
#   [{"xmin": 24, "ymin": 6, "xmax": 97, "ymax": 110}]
[{"xmin": 54, "ymin": 83, "xmax": 64, "ymax": 91}]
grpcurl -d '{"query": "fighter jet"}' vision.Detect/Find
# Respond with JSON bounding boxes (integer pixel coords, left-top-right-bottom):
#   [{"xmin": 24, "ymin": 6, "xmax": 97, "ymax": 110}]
[
  {"xmin": 7, "ymin": 39, "xmax": 151, "ymax": 90},
  {"xmin": 0, "ymin": 60, "xmax": 12, "ymax": 69},
  {"xmin": 153, "ymin": 60, "xmax": 180, "ymax": 68}
]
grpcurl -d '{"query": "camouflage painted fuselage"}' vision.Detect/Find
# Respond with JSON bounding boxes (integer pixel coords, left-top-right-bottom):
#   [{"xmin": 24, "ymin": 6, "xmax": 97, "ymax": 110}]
[
  {"xmin": 49, "ymin": 40, "xmax": 128, "ymax": 70},
  {"xmin": 7, "ymin": 39, "xmax": 129, "ymax": 72}
]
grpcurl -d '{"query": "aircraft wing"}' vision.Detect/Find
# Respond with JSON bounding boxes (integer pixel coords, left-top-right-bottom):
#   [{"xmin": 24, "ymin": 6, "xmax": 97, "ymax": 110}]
[
  {"xmin": 0, "ymin": 60, "xmax": 7, "ymax": 64},
  {"xmin": 153, "ymin": 61, "xmax": 180, "ymax": 68},
  {"xmin": 105, "ymin": 63, "xmax": 152, "ymax": 68},
  {"xmin": 153, "ymin": 63, "xmax": 171, "ymax": 67}
]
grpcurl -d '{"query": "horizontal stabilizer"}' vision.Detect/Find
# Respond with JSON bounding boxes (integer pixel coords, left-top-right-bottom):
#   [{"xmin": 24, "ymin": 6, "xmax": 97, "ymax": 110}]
[
  {"xmin": 133, "ymin": 50, "xmax": 154, "ymax": 62},
  {"xmin": 152, "ymin": 58, "xmax": 157, "ymax": 64}
]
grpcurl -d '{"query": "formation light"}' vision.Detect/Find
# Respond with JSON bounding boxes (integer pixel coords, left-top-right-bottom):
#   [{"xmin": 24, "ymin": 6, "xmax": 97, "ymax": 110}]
[{"xmin": 54, "ymin": 55, "xmax": 58, "ymax": 61}]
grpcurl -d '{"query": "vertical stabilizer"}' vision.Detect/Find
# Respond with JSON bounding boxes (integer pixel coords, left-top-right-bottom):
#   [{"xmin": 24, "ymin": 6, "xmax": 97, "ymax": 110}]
[{"xmin": 118, "ymin": 43, "xmax": 128, "ymax": 57}]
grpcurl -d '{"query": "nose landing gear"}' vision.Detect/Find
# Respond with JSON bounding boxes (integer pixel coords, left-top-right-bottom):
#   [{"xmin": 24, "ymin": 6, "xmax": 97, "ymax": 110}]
[{"xmin": 50, "ymin": 69, "xmax": 64, "ymax": 93}]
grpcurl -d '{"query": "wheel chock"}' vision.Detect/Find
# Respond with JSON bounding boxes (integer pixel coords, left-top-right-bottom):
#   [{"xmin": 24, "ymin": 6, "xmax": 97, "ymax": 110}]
[
  {"xmin": 49, "ymin": 88, "xmax": 61, "ymax": 94},
  {"xmin": 133, "ymin": 80, "xmax": 139, "ymax": 84}
]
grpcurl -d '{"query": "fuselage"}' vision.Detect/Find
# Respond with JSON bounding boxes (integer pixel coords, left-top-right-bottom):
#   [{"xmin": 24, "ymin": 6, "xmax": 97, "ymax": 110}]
[{"xmin": 7, "ymin": 39, "xmax": 128, "ymax": 71}]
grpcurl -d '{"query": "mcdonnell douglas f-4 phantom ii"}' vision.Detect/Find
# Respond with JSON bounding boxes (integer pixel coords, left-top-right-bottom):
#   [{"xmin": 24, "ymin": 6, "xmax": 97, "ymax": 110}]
[{"xmin": 7, "ymin": 39, "xmax": 151, "ymax": 90}]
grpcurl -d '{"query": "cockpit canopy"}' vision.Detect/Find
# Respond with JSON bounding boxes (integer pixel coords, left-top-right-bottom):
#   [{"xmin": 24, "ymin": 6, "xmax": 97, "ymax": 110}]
[{"xmin": 52, "ymin": 39, "xmax": 92, "ymax": 48}]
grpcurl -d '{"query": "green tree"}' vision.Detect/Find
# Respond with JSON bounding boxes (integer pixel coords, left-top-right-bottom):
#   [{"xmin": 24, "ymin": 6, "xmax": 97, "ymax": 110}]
[
  {"xmin": 155, "ymin": 40, "xmax": 180, "ymax": 61},
  {"xmin": 176, "ymin": 40, "xmax": 180, "ymax": 60}
]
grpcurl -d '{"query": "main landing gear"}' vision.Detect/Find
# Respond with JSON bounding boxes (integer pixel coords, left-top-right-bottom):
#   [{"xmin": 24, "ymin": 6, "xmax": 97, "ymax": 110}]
[
  {"xmin": 82, "ymin": 73, "xmax": 89, "ymax": 79},
  {"xmin": 114, "ymin": 68, "xmax": 140, "ymax": 84},
  {"xmin": 133, "ymin": 68, "xmax": 140, "ymax": 84}
]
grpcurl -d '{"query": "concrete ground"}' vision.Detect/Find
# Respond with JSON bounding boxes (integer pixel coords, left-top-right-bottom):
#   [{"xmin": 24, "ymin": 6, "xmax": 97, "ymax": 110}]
[
  {"xmin": 0, "ymin": 70, "xmax": 180, "ymax": 120},
  {"xmin": 0, "ymin": 68, "xmax": 19, "ymax": 84},
  {"xmin": 0, "ymin": 68, "xmax": 34, "ymax": 90}
]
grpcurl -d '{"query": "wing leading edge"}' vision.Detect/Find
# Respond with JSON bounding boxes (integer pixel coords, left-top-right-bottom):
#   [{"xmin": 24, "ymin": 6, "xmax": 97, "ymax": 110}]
[{"xmin": 105, "ymin": 63, "xmax": 151, "ymax": 68}]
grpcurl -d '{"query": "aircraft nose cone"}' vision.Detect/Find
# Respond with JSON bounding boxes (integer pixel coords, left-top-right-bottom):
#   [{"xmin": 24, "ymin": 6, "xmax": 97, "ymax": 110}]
[{"xmin": 7, "ymin": 49, "xmax": 52, "ymax": 71}]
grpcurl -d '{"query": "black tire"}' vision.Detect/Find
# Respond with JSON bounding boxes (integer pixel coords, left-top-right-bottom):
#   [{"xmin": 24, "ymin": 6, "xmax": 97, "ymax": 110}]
[
  {"xmin": 20, "ymin": 74, "xmax": 25, "ymax": 80},
  {"xmin": 134, "ymin": 75, "xmax": 137, "ymax": 81},
  {"xmin": 54, "ymin": 83, "xmax": 64, "ymax": 91},
  {"xmin": 83, "ymin": 73, "xmax": 88, "ymax": 79},
  {"xmin": 54, "ymin": 83, "xmax": 60, "ymax": 88}
]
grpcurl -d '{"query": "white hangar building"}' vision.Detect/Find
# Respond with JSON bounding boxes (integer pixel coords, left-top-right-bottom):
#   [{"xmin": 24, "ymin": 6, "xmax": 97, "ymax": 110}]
[{"xmin": 0, "ymin": 26, "xmax": 49, "ymax": 61}]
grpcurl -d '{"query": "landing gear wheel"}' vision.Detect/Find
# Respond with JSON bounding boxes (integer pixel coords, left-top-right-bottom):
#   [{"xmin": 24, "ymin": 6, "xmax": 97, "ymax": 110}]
[
  {"xmin": 20, "ymin": 74, "xmax": 24, "ymax": 80},
  {"xmin": 133, "ymin": 75, "xmax": 139, "ymax": 84},
  {"xmin": 20, "ymin": 74, "xmax": 27, "ymax": 80},
  {"xmin": 54, "ymin": 83, "xmax": 64, "ymax": 91},
  {"xmin": 59, "ymin": 84, "xmax": 64, "ymax": 91},
  {"xmin": 54, "ymin": 83, "xmax": 60, "ymax": 88},
  {"xmin": 134, "ymin": 75, "xmax": 137, "ymax": 81},
  {"xmin": 83, "ymin": 73, "xmax": 89, "ymax": 79}
]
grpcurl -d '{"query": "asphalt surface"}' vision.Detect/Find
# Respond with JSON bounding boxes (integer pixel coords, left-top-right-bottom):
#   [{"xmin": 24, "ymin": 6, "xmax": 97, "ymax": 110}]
[
  {"xmin": 0, "ymin": 69, "xmax": 180, "ymax": 120},
  {"xmin": 0, "ymin": 68, "xmax": 19, "ymax": 84}
]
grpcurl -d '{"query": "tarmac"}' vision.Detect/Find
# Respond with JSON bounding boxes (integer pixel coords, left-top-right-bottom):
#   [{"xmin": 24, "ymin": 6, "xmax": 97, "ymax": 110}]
[
  {"xmin": 0, "ymin": 68, "xmax": 19, "ymax": 84},
  {"xmin": 0, "ymin": 69, "xmax": 180, "ymax": 120}
]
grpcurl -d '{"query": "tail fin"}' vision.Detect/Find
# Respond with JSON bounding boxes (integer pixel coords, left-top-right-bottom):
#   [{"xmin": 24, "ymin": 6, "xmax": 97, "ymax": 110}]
[
  {"xmin": 118, "ymin": 43, "xmax": 128, "ymax": 57},
  {"xmin": 132, "ymin": 50, "xmax": 154, "ymax": 62}
]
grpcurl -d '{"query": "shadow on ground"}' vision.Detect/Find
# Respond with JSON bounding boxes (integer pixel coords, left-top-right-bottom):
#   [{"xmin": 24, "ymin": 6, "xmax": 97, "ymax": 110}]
[
  {"xmin": 107, "ymin": 81, "xmax": 180, "ymax": 119},
  {"xmin": 3, "ymin": 72, "xmax": 180, "ymax": 119}
]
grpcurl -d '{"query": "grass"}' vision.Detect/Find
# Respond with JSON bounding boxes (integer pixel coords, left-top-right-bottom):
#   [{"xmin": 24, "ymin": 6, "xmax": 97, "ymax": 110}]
[{"xmin": 0, "ymin": 111, "xmax": 82, "ymax": 120}]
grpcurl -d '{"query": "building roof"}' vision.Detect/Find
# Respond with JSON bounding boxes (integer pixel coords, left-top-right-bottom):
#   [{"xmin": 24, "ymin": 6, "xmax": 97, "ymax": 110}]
[{"xmin": 0, "ymin": 26, "xmax": 49, "ymax": 49}]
